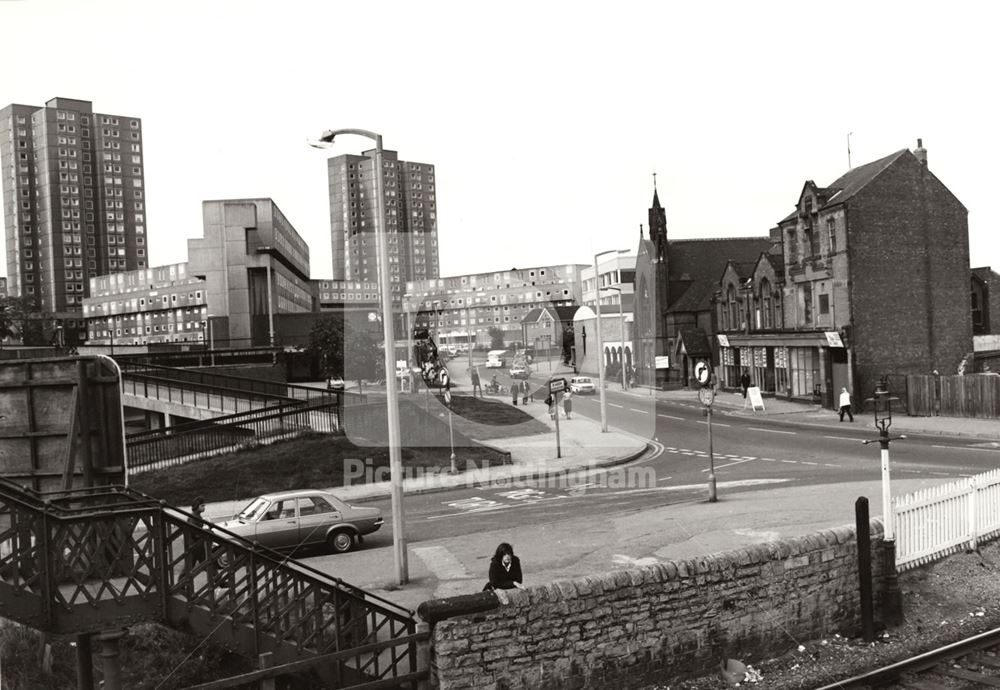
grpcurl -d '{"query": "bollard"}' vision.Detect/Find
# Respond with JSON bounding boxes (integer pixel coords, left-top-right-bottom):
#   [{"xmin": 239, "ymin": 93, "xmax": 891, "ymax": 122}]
[{"xmin": 856, "ymin": 497, "xmax": 874, "ymax": 642}]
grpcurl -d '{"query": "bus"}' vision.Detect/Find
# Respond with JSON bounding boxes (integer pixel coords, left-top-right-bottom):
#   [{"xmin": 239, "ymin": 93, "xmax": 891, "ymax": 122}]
[{"xmin": 486, "ymin": 350, "xmax": 507, "ymax": 369}]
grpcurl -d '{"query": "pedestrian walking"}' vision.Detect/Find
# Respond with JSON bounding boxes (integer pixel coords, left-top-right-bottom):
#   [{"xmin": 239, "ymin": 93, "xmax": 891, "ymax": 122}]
[
  {"xmin": 470, "ymin": 367, "xmax": 482, "ymax": 398},
  {"xmin": 483, "ymin": 542, "xmax": 524, "ymax": 591},
  {"xmin": 521, "ymin": 380, "xmax": 529, "ymax": 405},
  {"xmin": 511, "ymin": 383, "xmax": 519, "ymax": 406},
  {"xmin": 545, "ymin": 394, "xmax": 556, "ymax": 420},
  {"xmin": 838, "ymin": 387, "xmax": 855, "ymax": 422},
  {"xmin": 563, "ymin": 390, "xmax": 573, "ymax": 419},
  {"xmin": 740, "ymin": 370, "xmax": 751, "ymax": 398}
]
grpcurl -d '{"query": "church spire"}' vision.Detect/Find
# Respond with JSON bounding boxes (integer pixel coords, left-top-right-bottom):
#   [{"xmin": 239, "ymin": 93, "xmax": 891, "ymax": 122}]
[
  {"xmin": 651, "ymin": 171, "xmax": 661, "ymax": 209},
  {"xmin": 639, "ymin": 223, "xmax": 644, "ymax": 239}
]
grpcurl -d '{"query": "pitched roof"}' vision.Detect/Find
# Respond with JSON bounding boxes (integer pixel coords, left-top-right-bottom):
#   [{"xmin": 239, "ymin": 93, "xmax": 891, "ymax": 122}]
[
  {"xmin": 778, "ymin": 149, "xmax": 911, "ymax": 223},
  {"xmin": 679, "ymin": 327, "xmax": 712, "ymax": 356},
  {"xmin": 552, "ymin": 305, "xmax": 581, "ymax": 321},
  {"xmin": 822, "ymin": 149, "xmax": 909, "ymax": 208},
  {"xmin": 665, "ymin": 237, "xmax": 774, "ymax": 313}
]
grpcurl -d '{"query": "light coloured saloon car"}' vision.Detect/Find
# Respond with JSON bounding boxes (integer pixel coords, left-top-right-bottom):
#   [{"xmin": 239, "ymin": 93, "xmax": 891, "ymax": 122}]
[
  {"xmin": 569, "ymin": 376, "xmax": 596, "ymax": 394},
  {"xmin": 217, "ymin": 489, "xmax": 383, "ymax": 554}
]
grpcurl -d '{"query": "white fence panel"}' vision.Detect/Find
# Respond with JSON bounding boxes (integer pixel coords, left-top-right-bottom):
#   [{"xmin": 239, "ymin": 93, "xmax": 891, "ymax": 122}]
[{"xmin": 894, "ymin": 468, "xmax": 1000, "ymax": 571}]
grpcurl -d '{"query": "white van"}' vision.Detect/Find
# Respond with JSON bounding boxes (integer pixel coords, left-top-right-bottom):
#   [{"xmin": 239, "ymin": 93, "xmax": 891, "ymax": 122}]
[{"xmin": 486, "ymin": 350, "xmax": 506, "ymax": 368}]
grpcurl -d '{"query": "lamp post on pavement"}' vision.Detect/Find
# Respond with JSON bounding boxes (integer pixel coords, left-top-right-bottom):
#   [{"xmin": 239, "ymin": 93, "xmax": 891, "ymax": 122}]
[
  {"xmin": 600, "ymin": 286, "xmax": 628, "ymax": 391},
  {"xmin": 862, "ymin": 376, "xmax": 904, "ymax": 625},
  {"xmin": 592, "ymin": 249, "xmax": 629, "ymax": 432},
  {"xmin": 310, "ymin": 128, "xmax": 408, "ymax": 586}
]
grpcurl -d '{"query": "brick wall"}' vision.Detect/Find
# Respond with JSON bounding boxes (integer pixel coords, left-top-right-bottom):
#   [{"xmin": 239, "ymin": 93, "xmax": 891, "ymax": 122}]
[
  {"xmin": 424, "ymin": 521, "xmax": 887, "ymax": 689},
  {"xmin": 848, "ymin": 154, "xmax": 971, "ymax": 391}
]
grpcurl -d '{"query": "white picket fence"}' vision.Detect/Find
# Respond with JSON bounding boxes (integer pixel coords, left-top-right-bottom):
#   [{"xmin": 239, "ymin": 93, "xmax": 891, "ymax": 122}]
[{"xmin": 893, "ymin": 468, "xmax": 1000, "ymax": 571}]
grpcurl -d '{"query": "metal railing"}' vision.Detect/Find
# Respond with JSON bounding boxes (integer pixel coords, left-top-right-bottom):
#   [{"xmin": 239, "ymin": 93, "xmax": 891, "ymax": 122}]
[
  {"xmin": 0, "ymin": 479, "xmax": 424, "ymax": 686},
  {"xmin": 120, "ymin": 362, "xmax": 339, "ymax": 404},
  {"xmin": 126, "ymin": 399, "xmax": 341, "ymax": 473}
]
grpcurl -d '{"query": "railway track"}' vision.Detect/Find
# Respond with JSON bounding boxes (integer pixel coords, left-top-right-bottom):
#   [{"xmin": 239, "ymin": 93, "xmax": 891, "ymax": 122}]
[{"xmin": 815, "ymin": 626, "xmax": 1000, "ymax": 688}]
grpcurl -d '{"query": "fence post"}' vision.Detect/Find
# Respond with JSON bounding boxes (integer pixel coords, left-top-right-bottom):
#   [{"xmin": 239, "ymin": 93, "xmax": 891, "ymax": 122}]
[
  {"xmin": 968, "ymin": 476, "xmax": 978, "ymax": 551},
  {"xmin": 855, "ymin": 497, "xmax": 875, "ymax": 643}
]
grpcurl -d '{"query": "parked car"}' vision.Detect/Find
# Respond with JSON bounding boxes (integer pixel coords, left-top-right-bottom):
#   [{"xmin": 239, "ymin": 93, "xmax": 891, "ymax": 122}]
[
  {"xmin": 327, "ymin": 376, "xmax": 345, "ymax": 391},
  {"xmin": 569, "ymin": 376, "xmax": 596, "ymax": 394},
  {"xmin": 216, "ymin": 489, "xmax": 383, "ymax": 554},
  {"xmin": 509, "ymin": 365, "xmax": 531, "ymax": 379}
]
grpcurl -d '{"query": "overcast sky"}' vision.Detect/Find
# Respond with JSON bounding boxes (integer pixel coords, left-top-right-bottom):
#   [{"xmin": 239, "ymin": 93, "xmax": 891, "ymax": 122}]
[{"xmin": 4, "ymin": 0, "xmax": 999, "ymax": 280}]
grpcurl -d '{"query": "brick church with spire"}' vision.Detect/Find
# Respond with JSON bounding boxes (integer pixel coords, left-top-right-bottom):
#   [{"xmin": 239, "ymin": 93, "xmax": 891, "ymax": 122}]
[{"xmin": 633, "ymin": 183, "xmax": 773, "ymax": 387}]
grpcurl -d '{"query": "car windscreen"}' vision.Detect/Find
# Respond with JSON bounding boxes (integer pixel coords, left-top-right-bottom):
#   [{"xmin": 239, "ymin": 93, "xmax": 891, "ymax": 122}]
[{"xmin": 236, "ymin": 497, "xmax": 269, "ymax": 521}]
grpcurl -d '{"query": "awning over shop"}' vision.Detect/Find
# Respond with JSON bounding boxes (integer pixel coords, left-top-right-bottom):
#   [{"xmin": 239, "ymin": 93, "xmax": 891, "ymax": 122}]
[{"xmin": 720, "ymin": 331, "xmax": 839, "ymax": 348}]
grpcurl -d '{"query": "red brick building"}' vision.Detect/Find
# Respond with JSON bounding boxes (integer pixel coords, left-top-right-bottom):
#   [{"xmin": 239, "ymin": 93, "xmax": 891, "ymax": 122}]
[{"xmin": 716, "ymin": 140, "xmax": 971, "ymax": 407}]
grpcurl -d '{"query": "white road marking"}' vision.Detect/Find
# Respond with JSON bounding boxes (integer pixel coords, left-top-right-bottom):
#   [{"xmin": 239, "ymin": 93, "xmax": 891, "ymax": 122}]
[
  {"xmin": 703, "ymin": 458, "xmax": 756, "ymax": 471},
  {"xmin": 697, "ymin": 421, "xmax": 731, "ymax": 427},
  {"xmin": 609, "ymin": 403, "xmax": 624, "ymax": 408},
  {"xmin": 931, "ymin": 445, "xmax": 1000, "ymax": 453},
  {"xmin": 748, "ymin": 427, "xmax": 796, "ymax": 435},
  {"xmin": 629, "ymin": 408, "xmax": 649, "ymax": 414},
  {"xmin": 823, "ymin": 435, "xmax": 868, "ymax": 442},
  {"xmin": 657, "ymin": 414, "xmax": 684, "ymax": 420}
]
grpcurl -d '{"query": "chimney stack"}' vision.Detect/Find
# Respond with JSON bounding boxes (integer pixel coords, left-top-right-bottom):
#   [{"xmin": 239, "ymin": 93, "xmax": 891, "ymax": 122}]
[{"xmin": 914, "ymin": 138, "xmax": 927, "ymax": 167}]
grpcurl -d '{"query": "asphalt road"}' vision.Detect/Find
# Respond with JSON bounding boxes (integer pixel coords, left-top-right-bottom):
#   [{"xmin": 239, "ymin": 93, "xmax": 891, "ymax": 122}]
[{"xmin": 327, "ymin": 380, "xmax": 999, "ymax": 556}]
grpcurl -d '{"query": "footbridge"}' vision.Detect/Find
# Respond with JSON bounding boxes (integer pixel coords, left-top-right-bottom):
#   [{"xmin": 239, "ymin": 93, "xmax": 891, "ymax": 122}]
[{"xmin": 119, "ymin": 361, "xmax": 341, "ymax": 422}]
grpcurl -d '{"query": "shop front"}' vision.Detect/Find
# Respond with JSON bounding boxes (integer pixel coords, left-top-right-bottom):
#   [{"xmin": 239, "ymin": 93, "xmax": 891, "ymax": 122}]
[{"xmin": 718, "ymin": 331, "xmax": 851, "ymax": 408}]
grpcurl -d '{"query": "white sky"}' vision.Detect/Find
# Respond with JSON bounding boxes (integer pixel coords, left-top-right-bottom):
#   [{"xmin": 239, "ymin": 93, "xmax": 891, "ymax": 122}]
[{"xmin": 4, "ymin": 0, "xmax": 999, "ymax": 280}]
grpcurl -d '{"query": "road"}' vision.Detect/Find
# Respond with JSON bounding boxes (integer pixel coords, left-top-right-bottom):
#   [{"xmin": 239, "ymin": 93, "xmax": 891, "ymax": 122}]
[{"xmin": 324, "ymin": 375, "xmax": 1000, "ymax": 554}]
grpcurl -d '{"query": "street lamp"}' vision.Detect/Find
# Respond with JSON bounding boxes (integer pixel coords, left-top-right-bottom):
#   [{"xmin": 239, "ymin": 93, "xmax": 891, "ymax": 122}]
[
  {"xmin": 592, "ymin": 249, "xmax": 630, "ymax": 432},
  {"xmin": 862, "ymin": 376, "xmax": 904, "ymax": 625},
  {"xmin": 310, "ymin": 128, "xmax": 409, "ymax": 585},
  {"xmin": 600, "ymin": 286, "xmax": 628, "ymax": 391}
]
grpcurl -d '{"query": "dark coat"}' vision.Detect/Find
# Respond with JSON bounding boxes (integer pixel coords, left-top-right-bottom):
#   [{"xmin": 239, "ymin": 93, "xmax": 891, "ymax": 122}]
[{"xmin": 488, "ymin": 555, "xmax": 523, "ymax": 590}]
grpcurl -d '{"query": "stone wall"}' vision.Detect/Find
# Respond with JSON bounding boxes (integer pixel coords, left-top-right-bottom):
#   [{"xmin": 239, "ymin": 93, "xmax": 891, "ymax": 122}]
[{"xmin": 422, "ymin": 521, "xmax": 887, "ymax": 689}]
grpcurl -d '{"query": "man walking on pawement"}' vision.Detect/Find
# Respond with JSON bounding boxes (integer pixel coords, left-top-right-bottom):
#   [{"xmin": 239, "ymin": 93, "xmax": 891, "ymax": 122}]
[{"xmin": 839, "ymin": 387, "xmax": 854, "ymax": 422}]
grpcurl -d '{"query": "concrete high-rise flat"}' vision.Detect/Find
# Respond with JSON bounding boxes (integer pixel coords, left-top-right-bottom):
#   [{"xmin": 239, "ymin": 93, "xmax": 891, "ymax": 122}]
[
  {"xmin": 326, "ymin": 149, "xmax": 439, "ymax": 305},
  {"xmin": 1, "ymin": 97, "xmax": 146, "ymax": 325}
]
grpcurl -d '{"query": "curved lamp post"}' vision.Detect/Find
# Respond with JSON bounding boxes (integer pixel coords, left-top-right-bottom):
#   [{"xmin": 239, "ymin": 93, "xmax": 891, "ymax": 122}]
[
  {"xmin": 310, "ymin": 129, "xmax": 408, "ymax": 585},
  {"xmin": 592, "ymin": 249, "xmax": 630, "ymax": 432}
]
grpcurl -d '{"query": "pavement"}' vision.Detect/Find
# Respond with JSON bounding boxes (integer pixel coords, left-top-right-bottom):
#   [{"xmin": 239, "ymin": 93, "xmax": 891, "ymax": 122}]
[{"xmin": 202, "ymin": 364, "xmax": 1000, "ymax": 614}]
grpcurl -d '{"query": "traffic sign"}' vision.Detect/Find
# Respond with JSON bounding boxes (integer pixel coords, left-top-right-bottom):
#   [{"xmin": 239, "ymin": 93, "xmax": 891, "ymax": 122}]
[
  {"xmin": 695, "ymin": 361, "xmax": 710, "ymax": 385},
  {"xmin": 549, "ymin": 377, "xmax": 566, "ymax": 393}
]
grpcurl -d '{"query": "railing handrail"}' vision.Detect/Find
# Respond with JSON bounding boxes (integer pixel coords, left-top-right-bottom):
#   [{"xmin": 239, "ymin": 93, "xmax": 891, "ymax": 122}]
[
  {"xmin": 0, "ymin": 477, "xmax": 415, "ymax": 619},
  {"xmin": 125, "ymin": 397, "xmax": 334, "ymax": 442},
  {"xmin": 120, "ymin": 361, "xmax": 328, "ymax": 400},
  {"xmin": 122, "ymin": 370, "xmax": 294, "ymax": 404}
]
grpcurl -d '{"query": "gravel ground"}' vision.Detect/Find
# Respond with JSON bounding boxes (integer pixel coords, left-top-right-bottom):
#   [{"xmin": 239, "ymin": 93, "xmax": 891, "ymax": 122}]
[{"xmin": 640, "ymin": 538, "xmax": 1000, "ymax": 689}]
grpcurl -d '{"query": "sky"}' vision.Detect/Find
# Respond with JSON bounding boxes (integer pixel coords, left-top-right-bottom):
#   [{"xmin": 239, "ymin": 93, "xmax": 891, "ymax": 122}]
[{"xmin": 3, "ymin": 0, "xmax": 1000, "ymax": 280}]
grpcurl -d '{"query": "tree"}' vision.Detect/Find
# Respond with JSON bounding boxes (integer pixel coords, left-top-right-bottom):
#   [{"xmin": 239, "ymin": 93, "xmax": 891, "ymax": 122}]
[
  {"xmin": 344, "ymin": 326, "xmax": 381, "ymax": 393},
  {"xmin": 307, "ymin": 314, "xmax": 382, "ymax": 393},
  {"xmin": 308, "ymin": 315, "xmax": 345, "ymax": 378},
  {"xmin": 487, "ymin": 326, "xmax": 505, "ymax": 351},
  {"xmin": 0, "ymin": 296, "xmax": 47, "ymax": 347}
]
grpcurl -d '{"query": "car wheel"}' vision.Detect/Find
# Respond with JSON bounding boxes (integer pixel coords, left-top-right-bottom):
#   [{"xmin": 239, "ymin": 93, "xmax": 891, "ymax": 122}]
[{"xmin": 328, "ymin": 530, "xmax": 355, "ymax": 554}]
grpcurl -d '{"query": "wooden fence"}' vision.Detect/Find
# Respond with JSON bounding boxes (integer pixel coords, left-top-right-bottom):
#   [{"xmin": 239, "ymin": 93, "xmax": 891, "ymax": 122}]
[
  {"xmin": 906, "ymin": 374, "xmax": 1000, "ymax": 418},
  {"xmin": 894, "ymin": 468, "xmax": 1000, "ymax": 571}
]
